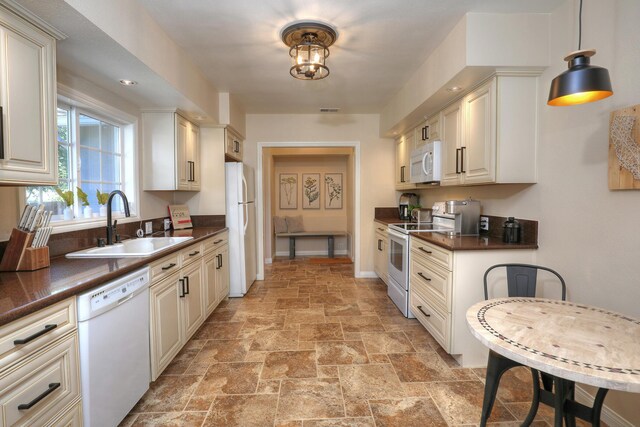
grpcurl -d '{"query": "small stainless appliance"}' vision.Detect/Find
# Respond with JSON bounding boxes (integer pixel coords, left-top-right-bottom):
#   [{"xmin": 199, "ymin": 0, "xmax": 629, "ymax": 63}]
[
  {"xmin": 445, "ymin": 199, "xmax": 481, "ymax": 235},
  {"xmin": 398, "ymin": 193, "xmax": 418, "ymax": 220},
  {"xmin": 503, "ymin": 217, "xmax": 521, "ymax": 243},
  {"xmin": 410, "ymin": 141, "xmax": 442, "ymax": 183}
]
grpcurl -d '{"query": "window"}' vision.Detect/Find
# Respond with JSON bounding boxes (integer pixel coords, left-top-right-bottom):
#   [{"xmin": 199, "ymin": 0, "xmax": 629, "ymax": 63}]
[{"xmin": 25, "ymin": 96, "xmax": 137, "ymax": 226}]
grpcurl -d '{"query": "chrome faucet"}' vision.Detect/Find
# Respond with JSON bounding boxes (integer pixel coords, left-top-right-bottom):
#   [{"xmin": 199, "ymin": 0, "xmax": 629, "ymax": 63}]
[{"xmin": 106, "ymin": 190, "xmax": 130, "ymax": 245}]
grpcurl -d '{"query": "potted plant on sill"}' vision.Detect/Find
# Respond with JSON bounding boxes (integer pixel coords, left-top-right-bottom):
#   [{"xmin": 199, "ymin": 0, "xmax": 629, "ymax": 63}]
[
  {"xmin": 96, "ymin": 190, "xmax": 109, "ymax": 217},
  {"xmin": 77, "ymin": 187, "xmax": 92, "ymax": 218},
  {"xmin": 55, "ymin": 187, "xmax": 74, "ymax": 220}
]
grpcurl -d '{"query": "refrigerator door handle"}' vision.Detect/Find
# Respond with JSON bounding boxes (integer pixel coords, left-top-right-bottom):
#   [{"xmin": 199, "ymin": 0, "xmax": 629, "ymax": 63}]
[
  {"xmin": 243, "ymin": 203, "xmax": 249, "ymax": 233},
  {"xmin": 241, "ymin": 174, "xmax": 248, "ymax": 204}
]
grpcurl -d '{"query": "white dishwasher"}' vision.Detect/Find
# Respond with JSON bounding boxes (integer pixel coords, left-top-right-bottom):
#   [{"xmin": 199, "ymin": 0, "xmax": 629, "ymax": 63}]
[{"xmin": 77, "ymin": 267, "xmax": 151, "ymax": 427}]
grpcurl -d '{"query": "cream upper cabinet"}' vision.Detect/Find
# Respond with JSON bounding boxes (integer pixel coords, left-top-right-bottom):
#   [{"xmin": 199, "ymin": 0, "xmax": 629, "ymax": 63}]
[
  {"xmin": 415, "ymin": 114, "xmax": 441, "ymax": 149},
  {"xmin": 440, "ymin": 75, "xmax": 538, "ymax": 186},
  {"xmin": 224, "ymin": 126, "xmax": 243, "ymax": 162},
  {"xmin": 440, "ymin": 100, "xmax": 464, "ymax": 186},
  {"xmin": 0, "ymin": 7, "xmax": 57, "ymax": 185},
  {"xmin": 142, "ymin": 111, "xmax": 200, "ymax": 191},
  {"xmin": 394, "ymin": 132, "xmax": 415, "ymax": 190}
]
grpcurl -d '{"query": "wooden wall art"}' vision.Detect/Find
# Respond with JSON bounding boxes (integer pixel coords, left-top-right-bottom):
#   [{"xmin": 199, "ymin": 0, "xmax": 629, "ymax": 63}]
[{"xmin": 609, "ymin": 104, "xmax": 640, "ymax": 190}]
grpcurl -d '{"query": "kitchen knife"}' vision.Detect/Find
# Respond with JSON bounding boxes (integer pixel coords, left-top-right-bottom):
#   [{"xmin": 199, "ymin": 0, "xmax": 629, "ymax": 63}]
[
  {"xmin": 42, "ymin": 226, "xmax": 53, "ymax": 247},
  {"xmin": 23, "ymin": 205, "xmax": 39, "ymax": 232},
  {"xmin": 42, "ymin": 211, "xmax": 52, "ymax": 228},
  {"xmin": 31, "ymin": 228, "xmax": 43, "ymax": 248},
  {"xmin": 17, "ymin": 205, "xmax": 29, "ymax": 229},
  {"xmin": 20, "ymin": 206, "xmax": 33, "ymax": 230},
  {"xmin": 29, "ymin": 206, "xmax": 44, "ymax": 232}
]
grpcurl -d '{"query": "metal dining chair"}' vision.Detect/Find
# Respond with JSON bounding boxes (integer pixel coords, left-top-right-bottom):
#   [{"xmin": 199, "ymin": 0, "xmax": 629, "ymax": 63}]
[{"xmin": 480, "ymin": 263, "xmax": 568, "ymax": 427}]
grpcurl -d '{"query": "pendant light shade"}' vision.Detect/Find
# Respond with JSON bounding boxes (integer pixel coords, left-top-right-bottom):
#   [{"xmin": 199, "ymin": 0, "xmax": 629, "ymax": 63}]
[{"xmin": 547, "ymin": 49, "xmax": 613, "ymax": 106}]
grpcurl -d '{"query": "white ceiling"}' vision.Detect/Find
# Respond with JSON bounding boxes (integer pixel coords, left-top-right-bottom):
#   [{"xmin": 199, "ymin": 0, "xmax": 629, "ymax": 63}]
[{"xmin": 16, "ymin": 0, "xmax": 564, "ymax": 115}]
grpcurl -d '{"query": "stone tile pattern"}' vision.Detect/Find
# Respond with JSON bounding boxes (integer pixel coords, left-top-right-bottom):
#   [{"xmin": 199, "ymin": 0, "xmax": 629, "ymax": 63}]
[{"xmin": 125, "ymin": 257, "xmax": 562, "ymax": 427}]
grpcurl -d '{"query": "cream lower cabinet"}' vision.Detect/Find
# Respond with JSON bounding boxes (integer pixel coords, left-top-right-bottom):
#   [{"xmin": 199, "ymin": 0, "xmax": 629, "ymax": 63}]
[
  {"xmin": 180, "ymin": 260, "xmax": 205, "ymax": 341},
  {"xmin": 149, "ymin": 270, "xmax": 183, "ymax": 381},
  {"xmin": 0, "ymin": 298, "xmax": 81, "ymax": 426},
  {"xmin": 204, "ymin": 233, "xmax": 230, "ymax": 317},
  {"xmin": 373, "ymin": 223, "xmax": 388, "ymax": 285},
  {"xmin": 409, "ymin": 237, "xmax": 535, "ymax": 367},
  {"xmin": 215, "ymin": 244, "xmax": 230, "ymax": 304},
  {"xmin": 0, "ymin": 6, "xmax": 58, "ymax": 185}
]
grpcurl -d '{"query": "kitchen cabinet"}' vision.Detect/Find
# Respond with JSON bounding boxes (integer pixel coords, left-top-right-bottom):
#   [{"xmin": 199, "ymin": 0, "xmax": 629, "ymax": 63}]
[
  {"xmin": 409, "ymin": 236, "xmax": 535, "ymax": 367},
  {"xmin": 204, "ymin": 233, "xmax": 230, "ymax": 316},
  {"xmin": 142, "ymin": 111, "xmax": 201, "ymax": 191},
  {"xmin": 224, "ymin": 126, "xmax": 244, "ymax": 162},
  {"xmin": 440, "ymin": 75, "xmax": 539, "ymax": 186},
  {"xmin": 0, "ymin": 298, "xmax": 81, "ymax": 426},
  {"xmin": 149, "ymin": 234, "xmax": 229, "ymax": 380},
  {"xmin": 373, "ymin": 223, "xmax": 388, "ymax": 285},
  {"xmin": 394, "ymin": 132, "xmax": 416, "ymax": 190},
  {"xmin": 0, "ymin": 7, "xmax": 57, "ymax": 185},
  {"xmin": 415, "ymin": 114, "xmax": 441, "ymax": 148}
]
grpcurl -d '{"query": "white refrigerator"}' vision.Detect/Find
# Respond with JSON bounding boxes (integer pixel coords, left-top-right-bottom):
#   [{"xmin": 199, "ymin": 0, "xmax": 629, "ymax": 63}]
[{"xmin": 225, "ymin": 162, "xmax": 257, "ymax": 296}]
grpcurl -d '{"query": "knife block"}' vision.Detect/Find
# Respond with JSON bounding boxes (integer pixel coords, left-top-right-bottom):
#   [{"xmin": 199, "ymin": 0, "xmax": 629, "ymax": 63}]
[{"xmin": 0, "ymin": 228, "xmax": 50, "ymax": 272}]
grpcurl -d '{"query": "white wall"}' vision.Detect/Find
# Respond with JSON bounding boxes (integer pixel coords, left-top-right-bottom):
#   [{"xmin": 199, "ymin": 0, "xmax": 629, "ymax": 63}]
[
  {"xmin": 413, "ymin": 0, "xmax": 640, "ymax": 423},
  {"xmin": 244, "ymin": 114, "xmax": 396, "ymax": 274}
]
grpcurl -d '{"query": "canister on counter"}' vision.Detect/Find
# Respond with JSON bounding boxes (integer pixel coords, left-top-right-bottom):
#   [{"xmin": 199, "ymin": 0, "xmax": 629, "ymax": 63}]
[{"xmin": 503, "ymin": 217, "xmax": 521, "ymax": 243}]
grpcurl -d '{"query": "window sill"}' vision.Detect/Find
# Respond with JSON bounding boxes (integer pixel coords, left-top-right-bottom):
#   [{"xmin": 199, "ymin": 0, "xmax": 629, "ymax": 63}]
[{"xmin": 51, "ymin": 214, "xmax": 141, "ymax": 234}]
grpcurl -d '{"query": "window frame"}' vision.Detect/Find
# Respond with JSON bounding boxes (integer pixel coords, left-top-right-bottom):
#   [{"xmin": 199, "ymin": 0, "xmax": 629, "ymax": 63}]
[{"xmin": 20, "ymin": 84, "xmax": 141, "ymax": 234}]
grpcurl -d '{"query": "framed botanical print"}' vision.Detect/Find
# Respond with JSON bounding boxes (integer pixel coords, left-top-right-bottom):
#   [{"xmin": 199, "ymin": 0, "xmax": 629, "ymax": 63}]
[
  {"xmin": 302, "ymin": 173, "xmax": 320, "ymax": 209},
  {"xmin": 279, "ymin": 173, "xmax": 297, "ymax": 209},
  {"xmin": 324, "ymin": 173, "xmax": 343, "ymax": 209}
]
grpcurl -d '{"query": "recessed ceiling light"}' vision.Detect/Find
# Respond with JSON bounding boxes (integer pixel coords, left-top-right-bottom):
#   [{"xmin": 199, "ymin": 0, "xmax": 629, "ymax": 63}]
[
  {"xmin": 446, "ymin": 86, "xmax": 463, "ymax": 92},
  {"xmin": 320, "ymin": 108, "xmax": 340, "ymax": 113},
  {"xmin": 119, "ymin": 79, "xmax": 137, "ymax": 86}
]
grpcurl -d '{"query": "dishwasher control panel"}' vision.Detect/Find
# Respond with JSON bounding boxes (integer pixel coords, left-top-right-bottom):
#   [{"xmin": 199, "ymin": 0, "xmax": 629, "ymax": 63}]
[{"xmin": 77, "ymin": 267, "xmax": 150, "ymax": 321}]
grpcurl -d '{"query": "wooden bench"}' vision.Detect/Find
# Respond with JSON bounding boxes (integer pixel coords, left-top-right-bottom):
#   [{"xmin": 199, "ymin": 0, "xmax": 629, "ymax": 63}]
[{"xmin": 275, "ymin": 231, "xmax": 347, "ymax": 259}]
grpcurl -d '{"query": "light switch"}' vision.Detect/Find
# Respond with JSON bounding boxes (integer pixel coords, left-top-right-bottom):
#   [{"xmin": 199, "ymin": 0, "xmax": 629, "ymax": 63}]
[
  {"xmin": 480, "ymin": 216, "xmax": 489, "ymax": 231},
  {"xmin": 145, "ymin": 221, "xmax": 153, "ymax": 235}
]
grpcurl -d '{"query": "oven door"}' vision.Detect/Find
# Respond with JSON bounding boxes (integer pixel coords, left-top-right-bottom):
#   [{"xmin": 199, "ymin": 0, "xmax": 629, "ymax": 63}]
[{"xmin": 387, "ymin": 229, "xmax": 408, "ymax": 290}]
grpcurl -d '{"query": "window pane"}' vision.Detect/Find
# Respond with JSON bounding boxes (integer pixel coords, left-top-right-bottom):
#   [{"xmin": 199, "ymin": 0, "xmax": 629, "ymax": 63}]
[
  {"xmin": 101, "ymin": 123, "xmax": 119, "ymax": 153},
  {"xmin": 80, "ymin": 148, "xmax": 101, "ymax": 182},
  {"xmin": 102, "ymin": 153, "xmax": 121, "ymax": 182},
  {"xmin": 79, "ymin": 115, "xmax": 100, "ymax": 148}
]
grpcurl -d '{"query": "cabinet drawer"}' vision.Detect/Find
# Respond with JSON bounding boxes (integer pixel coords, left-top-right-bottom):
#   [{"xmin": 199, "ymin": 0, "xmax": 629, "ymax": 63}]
[
  {"xmin": 410, "ymin": 291, "xmax": 450, "ymax": 352},
  {"xmin": 0, "ymin": 332, "xmax": 80, "ymax": 427},
  {"xmin": 410, "ymin": 259, "xmax": 451, "ymax": 314},
  {"xmin": 204, "ymin": 233, "xmax": 228, "ymax": 254},
  {"xmin": 180, "ymin": 243, "xmax": 203, "ymax": 267},
  {"xmin": 410, "ymin": 238, "xmax": 452, "ymax": 271},
  {"xmin": 0, "ymin": 298, "xmax": 76, "ymax": 372},
  {"xmin": 45, "ymin": 398, "xmax": 82, "ymax": 427},
  {"xmin": 150, "ymin": 253, "xmax": 180, "ymax": 282}
]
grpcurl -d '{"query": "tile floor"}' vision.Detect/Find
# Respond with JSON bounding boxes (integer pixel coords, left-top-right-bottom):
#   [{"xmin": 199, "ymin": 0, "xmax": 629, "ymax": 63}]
[{"xmin": 122, "ymin": 257, "xmax": 596, "ymax": 427}]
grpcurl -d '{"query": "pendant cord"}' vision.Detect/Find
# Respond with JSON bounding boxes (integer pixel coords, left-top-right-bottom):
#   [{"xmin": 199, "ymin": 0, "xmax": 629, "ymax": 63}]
[{"xmin": 578, "ymin": 0, "xmax": 583, "ymax": 50}]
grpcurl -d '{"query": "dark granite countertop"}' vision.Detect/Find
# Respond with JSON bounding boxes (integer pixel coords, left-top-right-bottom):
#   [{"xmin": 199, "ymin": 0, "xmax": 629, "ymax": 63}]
[
  {"xmin": 374, "ymin": 217, "xmax": 538, "ymax": 251},
  {"xmin": 0, "ymin": 226, "xmax": 227, "ymax": 327}
]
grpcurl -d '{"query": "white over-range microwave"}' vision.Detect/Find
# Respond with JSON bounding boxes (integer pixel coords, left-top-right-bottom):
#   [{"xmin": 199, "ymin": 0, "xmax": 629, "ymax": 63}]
[{"xmin": 410, "ymin": 140, "xmax": 442, "ymax": 184}]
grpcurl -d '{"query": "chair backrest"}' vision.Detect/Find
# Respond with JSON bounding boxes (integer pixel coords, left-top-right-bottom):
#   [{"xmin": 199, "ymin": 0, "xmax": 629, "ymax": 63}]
[{"xmin": 483, "ymin": 263, "xmax": 566, "ymax": 301}]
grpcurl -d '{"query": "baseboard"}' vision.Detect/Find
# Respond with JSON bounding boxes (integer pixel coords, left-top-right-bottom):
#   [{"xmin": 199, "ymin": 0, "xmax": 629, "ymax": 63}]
[
  {"xmin": 357, "ymin": 271, "xmax": 378, "ymax": 279},
  {"xmin": 574, "ymin": 385, "xmax": 634, "ymax": 427},
  {"xmin": 275, "ymin": 250, "xmax": 348, "ymax": 257}
]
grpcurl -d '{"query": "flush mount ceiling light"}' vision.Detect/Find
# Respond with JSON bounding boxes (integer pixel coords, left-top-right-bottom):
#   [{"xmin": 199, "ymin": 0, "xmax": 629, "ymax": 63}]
[
  {"xmin": 547, "ymin": 0, "xmax": 613, "ymax": 106},
  {"xmin": 281, "ymin": 21, "xmax": 337, "ymax": 80}
]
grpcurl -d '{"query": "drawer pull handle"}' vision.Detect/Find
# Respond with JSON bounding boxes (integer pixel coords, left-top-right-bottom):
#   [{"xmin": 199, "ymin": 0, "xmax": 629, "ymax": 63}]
[
  {"xmin": 418, "ymin": 247, "xmax": 432, "ymax": 254},
  {"xmin": 416, "ymin": 305, "xmax": 431, "ymax": 318},
  {"xmin": 417, "ymin": 272, "xmax": 431, "ymax": 282},
  {"xmin": 161, "ymin": 263, "xmax": 176, "ymax": 271},
  {"xmin": 189, "ymin": 250, "xmax": 200, "ymax": 256},
  {"xmin": 13, "ymin": 324, "xmax": 57, "ymax": 345},
  {"xmin": 377, "ymin": 228, "xmax": 385, "ymax": 232},
  {"xmin": 18, "ymin": 382, "xmax": 60, "ymax": 410},
  {"xmin": 214, "ymin": 239, "xmax": 223, "ymax": 244}
]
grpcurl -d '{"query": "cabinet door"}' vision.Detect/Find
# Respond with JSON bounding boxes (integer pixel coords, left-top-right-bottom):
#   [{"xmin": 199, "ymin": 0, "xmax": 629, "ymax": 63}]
[
  {"xmin": 203, "ymin": 253, "xmax": 218, "ymax": 316},
  {"xmin": 463, "ymin": 80, "xmax": 496, "ymax": 184},
  {"xmin": 181, "ymin": 262, "xmax": 205, "ymax": 341},
  {"xmin": 427, "ymin": 114, "xmax": 441, "ymax": 141},
  {"xmin": 414, "ymin": 120, "xmax": 427, "ymax": 148},
  {"xmin": 175, "ymin": 115, "xmax": 190, "ymax": 191},
  {"xmin": 149, "ymin": 273, "xmax": 183, "ymax": 381},
  {"xmin": 395, "ymin": 134, "xmax": 415, "ymax": 189},
  {"xmin": 215, "ymin": 245, "xmax": 230, "ymax": 304},
  {"xmin": 188, "ymin": 123, "xmax": 200, "ymax": 190},
  {"xmin": 440, "ymin": 101, "xmax": 463, "ymax": 186},
  {"xmin": 374, "ymin": 231, "xmax": 388, "ymax": 285},
  {"xmin": 225, "ymin": 129, "xmax": 242, "ymax": 161},
  {"xmin": 0, "ymin": 11, "xmax": 56, "ymax": 185}
]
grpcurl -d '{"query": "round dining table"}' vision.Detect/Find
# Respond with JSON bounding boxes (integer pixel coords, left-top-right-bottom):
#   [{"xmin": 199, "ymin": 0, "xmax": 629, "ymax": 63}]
[{"xmin": 466, "ymin": 298, "xmax": 640, "ymax": 426}]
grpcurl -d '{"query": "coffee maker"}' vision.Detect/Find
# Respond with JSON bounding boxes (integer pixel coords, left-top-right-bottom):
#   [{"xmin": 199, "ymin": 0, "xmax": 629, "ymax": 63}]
[{"xmin": 398, "ymin": 193, "xmax": 418, "ymax": 220}]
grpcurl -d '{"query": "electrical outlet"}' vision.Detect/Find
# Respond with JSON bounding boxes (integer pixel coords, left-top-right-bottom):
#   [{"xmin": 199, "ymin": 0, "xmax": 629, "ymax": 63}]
[
  {"xmin": 145, "ymin": 221, "xmax": 153, "ymax": 235},
  {"xmin": 480, "ymin": 216, "xmax": 489, "ymax": 231}
]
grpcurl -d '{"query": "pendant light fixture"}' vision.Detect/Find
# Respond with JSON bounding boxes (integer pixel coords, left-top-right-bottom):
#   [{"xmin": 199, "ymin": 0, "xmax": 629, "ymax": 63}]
[
  {"xmin": 547, "ymin": 0, "xmax": 613, "ymax": 106},
  {"xmin": 281, "ymin": 22, "xmax": 337, "ymax": 80}
]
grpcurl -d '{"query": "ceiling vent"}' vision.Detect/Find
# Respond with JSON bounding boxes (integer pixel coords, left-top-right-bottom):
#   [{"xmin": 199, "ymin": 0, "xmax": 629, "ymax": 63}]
[{"xmin": 320, "ymin": 108, "xmax": 340, "ymax": 113}]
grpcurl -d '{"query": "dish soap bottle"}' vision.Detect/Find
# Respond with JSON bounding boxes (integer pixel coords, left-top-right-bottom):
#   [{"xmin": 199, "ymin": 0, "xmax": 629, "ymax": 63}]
[{"xmin": 503, "ymin": 217, "xmax": 521, "ymax": 243}]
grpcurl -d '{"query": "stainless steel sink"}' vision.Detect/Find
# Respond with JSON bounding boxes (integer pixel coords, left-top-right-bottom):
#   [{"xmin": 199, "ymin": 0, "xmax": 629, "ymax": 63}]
[{"xmin": 65, "ymin": 236, "xmax": 194, "ymax": 258}]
